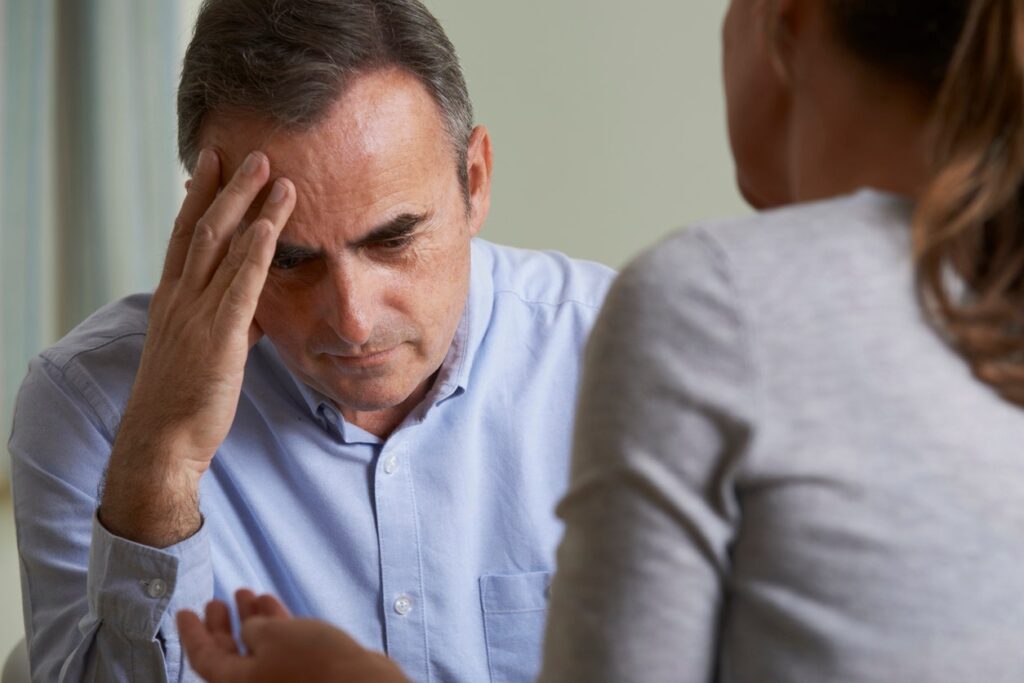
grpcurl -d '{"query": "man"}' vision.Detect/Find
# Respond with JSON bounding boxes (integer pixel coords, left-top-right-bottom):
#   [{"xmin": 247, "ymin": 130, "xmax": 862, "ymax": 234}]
[{"xmin": 8, "ymin": 1, "xmax": 613, "ymax": 681}]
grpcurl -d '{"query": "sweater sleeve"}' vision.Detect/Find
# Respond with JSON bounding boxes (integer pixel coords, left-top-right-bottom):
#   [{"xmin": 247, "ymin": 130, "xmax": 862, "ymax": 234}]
[{"xmin": 539, "ymin": 228, "xmax": 759, "ymax": 683}]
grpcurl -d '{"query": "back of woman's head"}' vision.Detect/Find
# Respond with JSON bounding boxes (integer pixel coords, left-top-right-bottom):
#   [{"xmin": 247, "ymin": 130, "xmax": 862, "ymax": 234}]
[{"xmin": 828, "ymin": 0, "xmax": 1024, "ymax": 405}]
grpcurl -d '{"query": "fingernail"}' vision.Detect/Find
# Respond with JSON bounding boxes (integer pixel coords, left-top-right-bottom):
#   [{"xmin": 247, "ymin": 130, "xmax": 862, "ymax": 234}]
[
  {"xmin": 268, "ymin": 179, "xmax": 288, "ymax": 204},
  {"xmin": 242, "ymin": 152, "xmax": 263, "ymax": 176}
]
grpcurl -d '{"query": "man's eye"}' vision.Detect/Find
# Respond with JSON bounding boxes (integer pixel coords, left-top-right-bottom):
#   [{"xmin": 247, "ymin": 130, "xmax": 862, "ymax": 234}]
[
  {"xmin": 271, "ymin": 255, "xmax": 307, "ymax": 270},
  {"xmin": 373, "ymin": 236, "xmax": 413, "ymax": 252}
]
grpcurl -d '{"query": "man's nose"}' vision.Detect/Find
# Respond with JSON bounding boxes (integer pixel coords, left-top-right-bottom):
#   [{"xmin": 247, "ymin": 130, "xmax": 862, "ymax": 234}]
[{"xmin": 324, "ymin": 265, "xmax": 375, "ymax": 348}]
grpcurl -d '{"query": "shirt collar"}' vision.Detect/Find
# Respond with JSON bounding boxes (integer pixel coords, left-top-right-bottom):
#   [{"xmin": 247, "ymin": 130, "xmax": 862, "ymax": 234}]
[
  {"xmin": 427, "ymin": 239, "xmax": 494, "ymax": 407},
  {"xmin": 263, "ymin": 237, "xmax": 496, "ymax": 423},
  {"xmin": 256, "ymin": 338, "xmax": 333, "ymax": 424}
]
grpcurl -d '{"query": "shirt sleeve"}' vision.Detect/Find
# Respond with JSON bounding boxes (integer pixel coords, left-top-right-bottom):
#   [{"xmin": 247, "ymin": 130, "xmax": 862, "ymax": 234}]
[
  {"xmin": 538, "ymin": 228, "xmax": 758, "ymax": 683},
  {"xmin": 9, "ymin": 354, "xmax": 214, "ymax": 683}
]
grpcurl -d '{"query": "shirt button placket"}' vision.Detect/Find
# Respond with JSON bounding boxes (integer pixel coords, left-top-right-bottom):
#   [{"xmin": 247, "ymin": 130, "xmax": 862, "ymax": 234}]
[{"xmin": 375, "ymin": 442, "xmax": 427, "ymax": 677}]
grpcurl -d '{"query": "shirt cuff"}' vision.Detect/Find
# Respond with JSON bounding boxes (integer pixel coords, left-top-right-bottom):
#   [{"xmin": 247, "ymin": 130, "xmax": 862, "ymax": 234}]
[{"xmin": 87, "ymin": 511, "xmax": 213, "ymax": 641}]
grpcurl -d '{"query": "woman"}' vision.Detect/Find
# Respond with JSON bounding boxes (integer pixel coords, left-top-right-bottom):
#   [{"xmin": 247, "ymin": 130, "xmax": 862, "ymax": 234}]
[
  {"xmin": 540, "ymin": 0, "xmax": 1024, "ymax": 681},
  {"xmin": 180, "ymin": 0, "xmax": 1024, "ymax": 680}
]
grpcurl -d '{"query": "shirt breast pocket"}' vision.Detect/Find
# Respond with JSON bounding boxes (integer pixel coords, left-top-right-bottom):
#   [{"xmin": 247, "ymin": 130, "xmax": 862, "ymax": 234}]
[{"xmin": 480, "ymin": 571, "xmax": 552, "ymax": 683}]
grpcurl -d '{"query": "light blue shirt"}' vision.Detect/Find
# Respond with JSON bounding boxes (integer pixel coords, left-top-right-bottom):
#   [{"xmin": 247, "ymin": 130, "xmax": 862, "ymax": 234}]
[{"xmin": 9, "ymin": 239, "xmax": 614, "ymax": 683}]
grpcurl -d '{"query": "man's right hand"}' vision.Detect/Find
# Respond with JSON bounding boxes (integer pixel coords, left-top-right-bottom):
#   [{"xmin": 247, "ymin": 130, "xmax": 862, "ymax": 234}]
[{"xmin": 99, "ymin": 148, "xmax": 296, "ymax": 548}]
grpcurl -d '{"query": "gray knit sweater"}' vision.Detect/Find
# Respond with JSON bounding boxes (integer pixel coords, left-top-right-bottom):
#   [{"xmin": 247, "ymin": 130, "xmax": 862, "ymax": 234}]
[{"xmin": 540, "ymin": 190, "xmax": 1024, "ymax": 682}]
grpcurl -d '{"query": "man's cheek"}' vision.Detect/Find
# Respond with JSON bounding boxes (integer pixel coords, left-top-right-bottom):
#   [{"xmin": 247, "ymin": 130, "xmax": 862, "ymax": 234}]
[
  {"xmin": 253, "ymin": 298, "xmax": 291, "ymax": 344},
  {"xmin": 252, "ymin": 297, "xmax": 272, "ymax": 333},
  {"xmin": 255, "ymin": 277, "xmax": 296, "ymax": 319}
]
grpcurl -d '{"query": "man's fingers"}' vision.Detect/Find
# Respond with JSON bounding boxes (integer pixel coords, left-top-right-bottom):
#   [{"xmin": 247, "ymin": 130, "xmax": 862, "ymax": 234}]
[
  {"xmin": 203, "ymin": 175, "xmax": 292, "ymax": 294},
  {"xmin": 162, "ymin": 149, "xmax": 221, "ymax": 282},
  {"xmin": 212, "ymin": 179, "xmax": 293, "ymax": 336},
  {"xmin": 213, "ymin": 220, "xmax": 276, "ymax": 336},
  {"xmin": 207, "ymin": 177, "xmax": 295, "ymax": 301},
  {"xmin": 179, "ymin": 150, "xmax": 270, "ymax": 292}
]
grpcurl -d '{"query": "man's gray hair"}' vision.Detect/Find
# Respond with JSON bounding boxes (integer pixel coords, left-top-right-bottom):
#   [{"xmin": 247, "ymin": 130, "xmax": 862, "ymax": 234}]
[{"xmin": 177, "ymin": 0, "xmax": 475, "ymax": 195}]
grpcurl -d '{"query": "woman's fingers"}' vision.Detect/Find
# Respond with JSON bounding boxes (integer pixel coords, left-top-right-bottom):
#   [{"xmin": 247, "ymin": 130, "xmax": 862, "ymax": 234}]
[
  {"xmin": 177, "ymin": 611, "xmax": 219, "ymax": 667},
  {"xmin": 178, "ymin": 609, "xmax": 253, "ymax": 682},
  {"xmin": 179, "ymin": 150, "xmax": 271, "ymax": 292},
  {"xmin": 204, "ymin": 600, "xmax": 234, "ymax": 637},
  {"xmin": 235, "ymin": 588, "xmax": 258, "ymax": 622},
  {"xmin": 255, "ymin": 592, "xmax": 292, "ymax": 618},
  {"xmin": 162, "ymin": 149, "xmax": 221, "ymax": 282},
  {"xmin": 237, "ymin": 589, "xmax": 291, "ymax": 626}
]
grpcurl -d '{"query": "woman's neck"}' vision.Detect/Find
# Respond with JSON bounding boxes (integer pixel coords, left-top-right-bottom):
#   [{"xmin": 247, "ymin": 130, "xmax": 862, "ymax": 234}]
[{"xmin": 786, "ymin": 60, "xmax": 935, "ymax": 204}]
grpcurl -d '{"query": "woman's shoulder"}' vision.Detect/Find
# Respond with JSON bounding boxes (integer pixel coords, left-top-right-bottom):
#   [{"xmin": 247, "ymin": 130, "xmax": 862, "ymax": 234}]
[
  {"xmin": 699, "ymin": 188, "xmax": 912, "ymax": 271},
  {"xmin": 623, "ymin": 189, "xmax": 912, "ymax": 298},
  {"xmin": 604, "ymin": 188, "xmax": 919, "ymax": 367}
]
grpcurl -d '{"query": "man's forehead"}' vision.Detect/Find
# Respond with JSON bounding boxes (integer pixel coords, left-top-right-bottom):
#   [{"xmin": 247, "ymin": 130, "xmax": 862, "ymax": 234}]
[
  {"xmin": 198, "ymin": 68, "xmax": 450, "ymax": 178},
  {"xmin": 195, "ymin": 68, "xmax": 460, "ymax": 246}
]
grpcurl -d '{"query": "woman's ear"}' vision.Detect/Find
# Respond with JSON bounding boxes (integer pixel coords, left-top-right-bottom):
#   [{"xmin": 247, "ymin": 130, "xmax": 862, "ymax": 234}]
[{"xmin": 760, "ymin": 0, "xmax": 800, "ymax": 83}]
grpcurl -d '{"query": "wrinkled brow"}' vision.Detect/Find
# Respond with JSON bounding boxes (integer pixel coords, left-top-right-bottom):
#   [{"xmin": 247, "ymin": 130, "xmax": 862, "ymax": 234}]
[
  {"xmin": 352, "ymin": 212, "xmax": 431, "ymax": 247},
  {"xmin": 271, "ymin": 211, "xmax": 432, "ymax": 259}
]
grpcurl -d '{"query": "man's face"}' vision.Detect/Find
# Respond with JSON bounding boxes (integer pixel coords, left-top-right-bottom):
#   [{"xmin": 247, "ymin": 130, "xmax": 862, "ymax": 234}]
[{"xmin": 200, "ymin": 68, "xmax": 491, "ymax": 424}]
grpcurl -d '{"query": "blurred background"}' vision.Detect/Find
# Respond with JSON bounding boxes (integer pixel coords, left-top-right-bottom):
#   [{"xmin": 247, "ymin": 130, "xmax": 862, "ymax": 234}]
[{"xmin": 0, "ymin": 0, "xmax": 746, "ymax": 661}]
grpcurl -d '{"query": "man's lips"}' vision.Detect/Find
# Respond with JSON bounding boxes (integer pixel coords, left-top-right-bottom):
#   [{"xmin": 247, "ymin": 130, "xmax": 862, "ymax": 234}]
[{"xmin": 322, "ymin": 346, "xmax": 398, "ymax": 369}]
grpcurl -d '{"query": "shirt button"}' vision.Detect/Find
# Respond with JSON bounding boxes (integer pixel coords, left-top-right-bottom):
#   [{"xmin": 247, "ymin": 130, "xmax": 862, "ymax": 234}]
[
  {"xmin": 145, "ymin": 578, "xmax": 167, "ymax": 599},
  {"xmin": 383, "ymin": 454, "xmax": 399, "ymax": 475},
  {"xmin": 393, "ymin": 595, "xmax": 413, "ymax": 616}
]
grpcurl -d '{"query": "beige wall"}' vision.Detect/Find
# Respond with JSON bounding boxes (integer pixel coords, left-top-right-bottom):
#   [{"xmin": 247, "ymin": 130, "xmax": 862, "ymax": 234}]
[{"xmin": 426, "ymin": 0, "xmax": 749, "ymax": 268}]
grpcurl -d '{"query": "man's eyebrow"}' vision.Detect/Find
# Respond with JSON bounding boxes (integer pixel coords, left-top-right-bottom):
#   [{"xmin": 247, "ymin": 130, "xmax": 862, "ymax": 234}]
[
  {"xmin": 272, "ymin": 241, "xmax": 322, "ymax": 260},
  {"xmin": 271, "ymin": 212, "xmax": 431, "ymax": 258},
  {"xmin": 352, "ymin": 212, "xmax": 431, "ymax": 247}
]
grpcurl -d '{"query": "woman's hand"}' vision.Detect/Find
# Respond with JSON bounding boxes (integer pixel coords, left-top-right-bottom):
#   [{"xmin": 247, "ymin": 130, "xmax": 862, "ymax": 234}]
[{"xmin": 178, "ymin": 590, "xmax": 411, "ymax": 683}]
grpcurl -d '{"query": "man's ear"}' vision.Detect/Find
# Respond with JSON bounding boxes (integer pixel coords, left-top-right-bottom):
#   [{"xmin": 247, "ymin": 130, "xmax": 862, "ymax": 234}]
[{"xmin": 464, "ymin": 125, "xmax": 493, "ymax": 237}]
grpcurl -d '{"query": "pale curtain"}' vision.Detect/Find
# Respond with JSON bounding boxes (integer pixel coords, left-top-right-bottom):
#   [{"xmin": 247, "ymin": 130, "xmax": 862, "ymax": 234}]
[{"xmin": 1, "ymin": 0, "xmax": 199, "ymax": 478}]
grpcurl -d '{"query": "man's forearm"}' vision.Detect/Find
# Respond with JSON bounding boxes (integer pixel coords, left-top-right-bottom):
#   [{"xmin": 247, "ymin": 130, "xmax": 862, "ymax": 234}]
[
  {"xmin": 95, "ymin": 148, "xmax": 291, "ymax": 551},
  {"xmin": 99, "ymin": 427, "xmax": 204, "ymax": 548}
]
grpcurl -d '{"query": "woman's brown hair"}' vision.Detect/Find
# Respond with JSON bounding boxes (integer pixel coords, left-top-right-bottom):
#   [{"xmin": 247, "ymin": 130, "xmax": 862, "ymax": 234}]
[{"xmin": 830, "ymin": 0, "xmax": 1024, "ymax": 404}]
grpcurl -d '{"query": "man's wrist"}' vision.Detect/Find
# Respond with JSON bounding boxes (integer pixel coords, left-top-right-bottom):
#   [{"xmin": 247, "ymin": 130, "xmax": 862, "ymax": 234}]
[{"xmin": 99, "ymin": 436, "xmax": 205, "ymax": 548}]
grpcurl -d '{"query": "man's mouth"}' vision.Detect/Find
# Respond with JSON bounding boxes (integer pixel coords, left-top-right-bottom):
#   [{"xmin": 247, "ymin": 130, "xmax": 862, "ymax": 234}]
[{"xmin": 324, "ymin": 347, "xmax": 398, "ymax": 369}]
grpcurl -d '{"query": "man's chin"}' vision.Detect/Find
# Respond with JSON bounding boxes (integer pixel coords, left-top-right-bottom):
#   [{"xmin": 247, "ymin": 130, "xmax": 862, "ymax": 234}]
[
  {"xmin": 320, "ymin": 377, "xmax": 426, "ymax": 415},
  {"xmin": 293, "ymin": 352, "xmax": 438, "ymax": 418}
]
